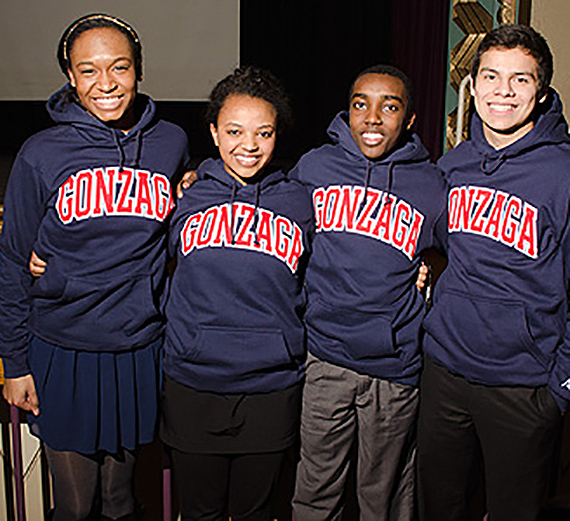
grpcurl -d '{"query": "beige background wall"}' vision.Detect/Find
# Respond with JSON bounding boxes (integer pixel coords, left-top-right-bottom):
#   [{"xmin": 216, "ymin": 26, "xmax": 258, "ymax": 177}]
[
  {"xmin": 531, "ymin": 0, "xmax": 570, "ymax": 120},
  {"xmin": 0, "ymin": 0, "xmax": 239, "ymax": 101}
]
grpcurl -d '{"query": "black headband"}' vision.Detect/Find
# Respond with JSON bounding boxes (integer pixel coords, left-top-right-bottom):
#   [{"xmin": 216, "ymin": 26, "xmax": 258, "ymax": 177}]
[{"xmin": 62, "ymin": 14, "xmax": 140, "ymax": 63}]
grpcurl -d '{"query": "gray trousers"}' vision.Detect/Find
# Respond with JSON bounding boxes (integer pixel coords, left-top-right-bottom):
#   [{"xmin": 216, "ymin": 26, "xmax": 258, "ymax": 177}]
[{"xmin": 293, "ymin": 353, "xmax": 419, "ymax": 521}]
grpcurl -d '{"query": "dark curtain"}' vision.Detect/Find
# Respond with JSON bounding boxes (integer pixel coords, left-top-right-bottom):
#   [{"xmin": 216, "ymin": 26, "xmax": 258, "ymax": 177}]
[
  {"xmin": 241, "ymin": 0, "xmax": 393, "ymax": 167},
  {"xmin": 391, "ymin": 0, "xmax": 450, "ymax": 159},
  {"xmin": 241, "ymin": 0, "xmax": 450, "ymax": 164}
]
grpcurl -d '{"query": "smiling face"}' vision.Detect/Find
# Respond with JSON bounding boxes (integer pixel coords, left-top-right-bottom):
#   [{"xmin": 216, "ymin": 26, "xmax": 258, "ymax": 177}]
[
  {"xmin": 210, "ymin": 94, "xmax": 277, "ymax": 183},
  {"xmin": 67, "ymin": 27, "xmax": 138, "ymax": 131},
  {"xmin": 472, "ymin": 46, "xmax": 542, "ymax": 149},
  {"xmin": 349, "ymin": 73, "xmax": 415, "ymax": 160}
]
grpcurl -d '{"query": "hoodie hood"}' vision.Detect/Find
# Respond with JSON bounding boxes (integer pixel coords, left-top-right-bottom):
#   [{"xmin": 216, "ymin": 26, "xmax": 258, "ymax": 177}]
[
  {"xmin": 327, "ymin": 111, "xmax": 430, "ymax": 165},
  {"xmin": 469, "ymin": 88, "xmax": 570, "ymax": 173},
  {"xmin": 47, "ymin": 84, "xmax": 157, "ymax": 170},
  {"xmin": 197, "ymin": 157, "xmax": 287, "ymax": 191}
]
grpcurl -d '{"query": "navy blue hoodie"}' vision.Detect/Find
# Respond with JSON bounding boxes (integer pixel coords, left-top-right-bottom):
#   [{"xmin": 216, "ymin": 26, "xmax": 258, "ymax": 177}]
[
  {"xmin": 291, "ymin": 112, "xmax": 447, "ymax": 385},
  {"xmin": 423, "ymin": 89, "xmax": 570, "ymax": 411},
  {"xmin": 164, "ymin": 158, "xmax": 313, "ymax": 394},
  {"xmin": 0, "ymin": 85, "xmax": 190, "ymax": 377}
]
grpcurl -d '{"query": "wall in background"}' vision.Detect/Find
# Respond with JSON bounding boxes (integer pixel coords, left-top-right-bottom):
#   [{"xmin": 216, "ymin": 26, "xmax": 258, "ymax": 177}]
[
  {"xmin": 531, "ymin": 0, "xmax": 570, "ymax": 121},
  {"xmin": 0, "ymin": 0, "xmax": 239, "ymax": 101}
]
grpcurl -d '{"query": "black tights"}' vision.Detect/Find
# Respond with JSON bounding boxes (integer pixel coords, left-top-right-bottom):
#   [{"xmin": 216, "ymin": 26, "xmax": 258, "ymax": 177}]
[
  {"xmin": 171, "ymin": 449, "xmax": 285, "ymax": 521},
  {"xmin": 45, "ymin": 445, "xmax": 136, "ymax": 521}
]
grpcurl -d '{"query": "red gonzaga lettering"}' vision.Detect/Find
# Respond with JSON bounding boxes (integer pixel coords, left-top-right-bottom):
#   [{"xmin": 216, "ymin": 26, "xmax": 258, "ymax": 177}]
[
  {"xmin": 335, "ymin": 186, "xmax": 363, "ymax": 231},
  {"xmin": 448, "ymin": 185, "xmax": 538, "ymax": 259},
  {"xmin": 57, "ymin": 176, "xmax": 75, "ymax": 224},
  {"xmin": 179, "ymin": 202, "xmax": 305, "ymax": 273},
  {"xmin": 134, "ymin": 170, "xmax": 155, "ymax": 217},
  {"xmin": 180, "ymin": 214, "xmax": 202, "ymax": 255},
  {"xmin": 355, "ymin": 189, "xmax": 380, "ymax": 234},
  {"xmin": 92, "ymin": 167, "xmax": 114, "ymax": 217},
  {"xmin": 322, "ymin": 187, "xmax": 341, "ymax": 230},
  {"xmin": 516, "ymin": 204, "xmax": 538, "ymax": 258},
  {"xmin": 55, "ymin": 166, "xmax": 174, "ymax": 224},
  {"xmin": 312, "ymin": 185, "xmax": 425, "ymax": 261},
  {"xmin": 313, "ymin": 188, "xmax": 325, "ymax": 231},
  {"xmin": 470, "ymin": 187, "xmax": 494, "ymax": 233}
]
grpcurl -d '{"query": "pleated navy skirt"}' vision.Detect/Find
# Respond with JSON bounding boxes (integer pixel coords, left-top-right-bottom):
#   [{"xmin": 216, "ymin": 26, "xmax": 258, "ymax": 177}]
[{"xmin": 27, "ymin": 335, "xmax": 162, "ymax": 454}]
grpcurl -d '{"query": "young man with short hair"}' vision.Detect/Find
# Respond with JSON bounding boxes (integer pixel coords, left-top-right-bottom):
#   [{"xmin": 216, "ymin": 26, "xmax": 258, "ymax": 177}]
[
  {"xmin": 291, "ymin": 65, "xmax": 447, "ymax": 520},
  {"xmin": 418, "ymin": 25, "xmax": 568, "ymax": 521}
]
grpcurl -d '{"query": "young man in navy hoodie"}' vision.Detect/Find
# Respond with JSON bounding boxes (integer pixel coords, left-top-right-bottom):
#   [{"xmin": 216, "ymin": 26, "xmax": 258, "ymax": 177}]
[
  {"xmin": 418, "ymin": 25, "xmax": 569, "ymax": 521},
  {"xmin": 291, "ymin": 66, "xmax": 447, "ymax": 520}
]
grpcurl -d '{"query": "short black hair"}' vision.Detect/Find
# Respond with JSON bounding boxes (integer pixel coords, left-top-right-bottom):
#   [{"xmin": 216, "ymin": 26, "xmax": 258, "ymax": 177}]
[
  {"xmin": 57, "ymin": 13, "xmax": 143, "ymax": 81},
  {"xmin": 206, "ymin": 66, "xmax": 293, "ymax": 132},
  {"xmin": 349, "ymin": 64, "xmax": 415, "ymax": 122},
  {"xmin": 471, "ymin": 24, "xmax": 552, "ymax": 99}
]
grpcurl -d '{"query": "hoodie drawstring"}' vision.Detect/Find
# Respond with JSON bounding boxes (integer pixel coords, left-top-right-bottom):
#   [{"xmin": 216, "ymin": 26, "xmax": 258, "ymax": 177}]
[
  {"xmin": 230, "ymin": 182, "xmax": 238, "ymax": 245},
  {"xmin": 113, "ymin": 130, "xmax": 143, "ymax": 171},
  {"xmin": 134, "ymin": 130, "xmax": 143, "ymax": 168},
  {"xmin": 386, "ymin": 162, "xmax": 395, "ymax": 207},
  {"xmin": 481, "ymin": 152, "xmax": 507, "ymax": 175},
  {"xmin": 113, "ymin": 131, "xmax": 126, "ymax": 172},
  {"xmin": 358, "ymin": 161, "xmax": 373, "ymax": 216},
  {"xmin": 253, "ymin": 183, "xmax": 261, "ymax": 246}
]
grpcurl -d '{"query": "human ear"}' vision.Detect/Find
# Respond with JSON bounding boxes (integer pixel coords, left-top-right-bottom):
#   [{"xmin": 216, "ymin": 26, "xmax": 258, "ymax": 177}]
[
  {"xmin": 406, "ymin": 113, "xmax": 416, "ymax": 131},
  {"xmin": 210, "ymin": 123, "xmax": 220, "ymax": 147},
  {"xmin": 68, "ymin": 69, "xmax": 77, "ymax": 88}
]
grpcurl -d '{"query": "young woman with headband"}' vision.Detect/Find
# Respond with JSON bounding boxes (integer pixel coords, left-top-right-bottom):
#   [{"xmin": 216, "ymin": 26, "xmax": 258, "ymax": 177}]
[{"xmin": 0, "ymin": 13, "xmax": 190, "ymax": 520}]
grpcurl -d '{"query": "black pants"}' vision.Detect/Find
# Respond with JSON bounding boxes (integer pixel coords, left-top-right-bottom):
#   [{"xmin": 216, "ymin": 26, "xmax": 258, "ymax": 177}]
[
  {"xmin": 418, "ymin": 357, "xmax": 562, "ymax": 521},
  {"xmin": 171, "ymin": 449, "xmax": 285, "ymax": 521}
]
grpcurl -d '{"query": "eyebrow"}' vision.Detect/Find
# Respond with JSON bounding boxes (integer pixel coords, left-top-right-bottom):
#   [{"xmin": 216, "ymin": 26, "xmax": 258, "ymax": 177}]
[
  {"xmin": 75, "ymin": 56, "xmax": 133, "ymax": 67},
  {"xmin": 351, "ymin": 92, "xmax": 405, "ymax": 104},
  {"xmin": 480, "ymin": 66, "xmax": 537, "ymax": 78},
  {"xmin": 223, "ymin": 122, "xmax": 276, "ymax": 129}
]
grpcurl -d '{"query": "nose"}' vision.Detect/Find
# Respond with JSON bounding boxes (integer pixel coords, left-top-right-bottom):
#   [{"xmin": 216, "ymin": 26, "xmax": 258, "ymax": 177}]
[
  {"xmin": 242, "ymin": 132, "xmax": 259, "ymax": 151},
  {"xmin": 97, "ymin": 71, "xmax": 117, "ymax": 92},
  {"xmin": 495, "ymin": 76, "xmax": 515, "ymax": 97},
  {"xmin": 365, "ymin": 104, "xmax": 383, "ymax": 125}
]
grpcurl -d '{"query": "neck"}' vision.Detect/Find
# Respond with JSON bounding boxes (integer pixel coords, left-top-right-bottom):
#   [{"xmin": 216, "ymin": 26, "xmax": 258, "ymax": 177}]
[{"xmin": 483, "ymin": 119, "xmax": 535, "ymax": 150}]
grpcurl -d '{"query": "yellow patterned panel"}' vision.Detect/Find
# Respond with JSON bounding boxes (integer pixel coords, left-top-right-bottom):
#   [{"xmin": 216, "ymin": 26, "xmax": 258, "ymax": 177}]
[
  {"xmin": 453, "ymin": 0, "xmax": 493, "ymax": 35},
  {"xmin": 450, "ymin": 33, "xmax": 486, "ymax": 91}
]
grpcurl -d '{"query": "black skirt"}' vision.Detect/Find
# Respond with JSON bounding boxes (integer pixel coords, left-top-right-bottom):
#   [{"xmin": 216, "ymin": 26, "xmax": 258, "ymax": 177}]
[{"xmin": 160, "ymin": 374, "xmax": 302, "ymax": 454}]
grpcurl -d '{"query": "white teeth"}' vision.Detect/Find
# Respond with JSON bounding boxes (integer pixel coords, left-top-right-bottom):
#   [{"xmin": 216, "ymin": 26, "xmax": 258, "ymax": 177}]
[
  {"xmin": 490, "ymin": 104, "xmax": 514, "ymax": 112},
  {"xmin": 94, "ymin": 96, "xmax": 122, "ymax": 107},
  {"xmin": 362, "ymin": 132, "xmax": 384, "ymax": 145},
  {"xmin": 236, "ymin": 155, "xmax": 259, "ymax": 165}
]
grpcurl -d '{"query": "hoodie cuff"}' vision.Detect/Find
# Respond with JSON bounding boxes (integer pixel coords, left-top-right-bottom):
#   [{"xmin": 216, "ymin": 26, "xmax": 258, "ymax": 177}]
[
  {"xmin": 548, "ymin": 372, "xmax": 570, "ymax": 414},
  {"xmin": 2, "ymin": 354, "xmax": 31, "ymax": 379}
]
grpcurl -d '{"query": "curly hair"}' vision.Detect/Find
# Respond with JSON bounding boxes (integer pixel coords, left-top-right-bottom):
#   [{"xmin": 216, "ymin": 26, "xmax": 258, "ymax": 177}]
[
  {"xmin": 206, "ymin": 66, "xmax": 293, "ymax": 132},
  {"xmin": 57, "ymin": 13, "xmax": 143, "ymax": 81},
  {"xmin": 471, "ymin": 25, "xmax": 552, "ymax": 99}
]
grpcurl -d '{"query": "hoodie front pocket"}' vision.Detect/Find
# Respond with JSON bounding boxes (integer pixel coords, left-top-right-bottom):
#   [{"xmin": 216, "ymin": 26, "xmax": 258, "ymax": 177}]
[
  {"xmin": 33, "ymin": 273, "xmax": 161, "ymax": 340},
  {"xmin": 188, "ymin": 326, "xmax": 293, "ymax": 377},
  {"xmin": 306, "ymin": 299, "xmax": 395, "ymax": 360},
  {"xmin": 424, "ymin": 289, "xmax": 544, "ymax": 366}
]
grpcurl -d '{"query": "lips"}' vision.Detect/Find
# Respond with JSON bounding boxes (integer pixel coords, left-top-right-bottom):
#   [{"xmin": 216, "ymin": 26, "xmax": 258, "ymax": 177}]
[{"xmin": 361, "ymin": 131, "xmax": 385, "ymax": 147}]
